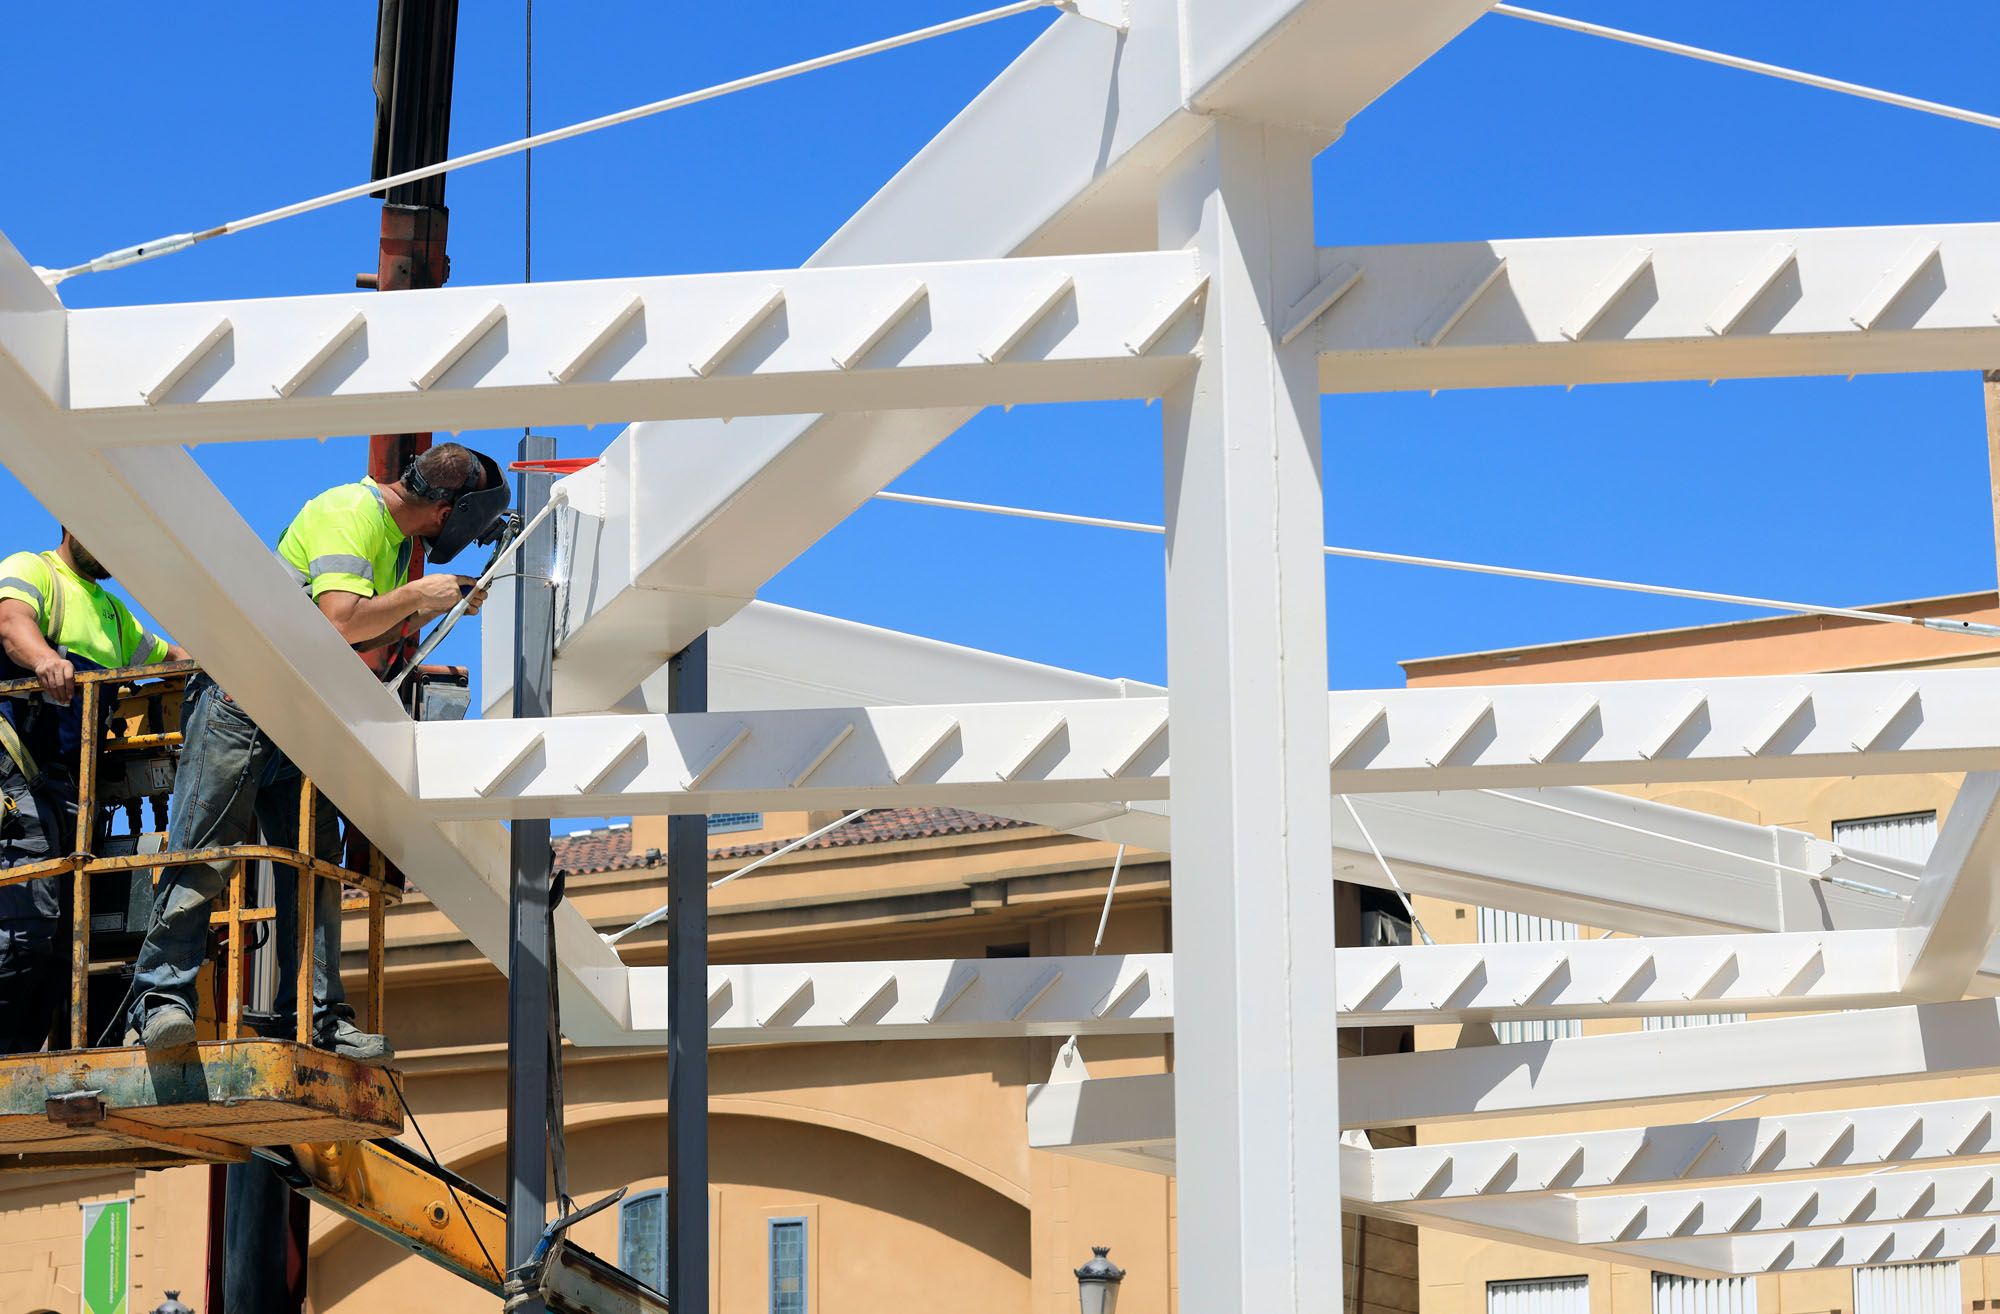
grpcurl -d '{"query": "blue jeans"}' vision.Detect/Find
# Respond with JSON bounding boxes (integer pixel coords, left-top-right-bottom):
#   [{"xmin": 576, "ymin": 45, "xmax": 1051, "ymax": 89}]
[{"xmin": 127, "ymin": 676, "xmax": 351, "ymax": 1038}]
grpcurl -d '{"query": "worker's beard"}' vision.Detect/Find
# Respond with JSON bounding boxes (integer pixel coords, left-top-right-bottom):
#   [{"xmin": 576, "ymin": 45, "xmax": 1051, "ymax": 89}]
[{"xmin": 68, "ymin": 541, "xmax": 111, "ymax": 582}]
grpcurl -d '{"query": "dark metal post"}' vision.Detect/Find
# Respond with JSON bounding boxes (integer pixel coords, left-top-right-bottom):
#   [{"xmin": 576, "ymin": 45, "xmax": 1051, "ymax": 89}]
[
  {"xmin": 667, "ymin": 635, "xmax": 710, "ymax": 1314},
  {"xmin": 506, "ymin": 435, "xmax": 558, "ymax": 1311}
]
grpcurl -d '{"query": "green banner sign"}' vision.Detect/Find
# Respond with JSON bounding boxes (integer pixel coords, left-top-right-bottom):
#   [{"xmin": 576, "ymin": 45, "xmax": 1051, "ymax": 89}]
[{"xmin": 81, "ymin": 1199, "xmax": 130, "ymax": 1314}]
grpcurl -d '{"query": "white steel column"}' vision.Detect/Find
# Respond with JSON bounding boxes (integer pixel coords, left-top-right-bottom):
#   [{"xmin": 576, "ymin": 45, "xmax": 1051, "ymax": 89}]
[{"xmin": 1160, "ymin": 119, "xmax": 1339, "ymax": 1313}]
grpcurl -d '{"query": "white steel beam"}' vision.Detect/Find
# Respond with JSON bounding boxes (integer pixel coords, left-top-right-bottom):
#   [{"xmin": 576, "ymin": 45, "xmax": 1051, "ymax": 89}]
[
  {"xmin": 1341, "ymin": 996, "xmax": 2000, "ymax": 1128},
  {"xmin": 1561, "ymin": 1165, "xmax": 2000, "ymax": 1243},
  {"xmin": 487, "ymin": 0, "xmax": 1492, "ymax": 717},
  {"xmin": 1337, "ymin": 929, "xmax": 1903, "ymax": 1026},
  {"xmin": 415, "ymin": 700, "xmax": 1171, "ymax": 818},
  {"xmin": 1311, "ymin": 222, "xmax": 2000, "ymax": 393},
  {"xmin": 1900, "ymin": 772, "xmax": 2000, "ymax": 999},
  {"xmin": 1334, "ymin": 790, "xmax": 1915, "ymax": 943},
  {"xmin": 1025, "ymin": 1071, "xmax": 1186, "ymax": 1177},
  {"xmin": 1383, "ymin": 1095, "xmax": 2000, "ymax": 1203},
  {"xmin": 619, "ymin": 955, "xmax": 1173, "ymax": 1046},
  {"xmin": 433, "ymin": 666, "xmax": 2000, "ymax": 813},
  {"xmin": 615, "ymin": 934, "xmax": 1918, "ymax": 1044},
  {"xmin": 62, "ymin": 252, "xmax": 1203, "ymax": 445},
  {"xmin": 1321, "ymin": 668, "xmax": 2000, "ymax": 791},
  {"xmin": 1733, "ymin": 1219, "xmax": 2000, "ymax": 1274},
  {"xmin": 1159, "ymin": 119, "xmax": 1342, "ymax": 1314},
  {"xmin": 1567, "ymin": 1219, "xmax": 2000, "ymax": 1276},
  {"xmin": 1046, "ymin": 1082, "xmax": 2000, "ymax": 1200},
  {"xmin": 701, "ymin": 602, "xmax": 1927, "ymax": 947}
]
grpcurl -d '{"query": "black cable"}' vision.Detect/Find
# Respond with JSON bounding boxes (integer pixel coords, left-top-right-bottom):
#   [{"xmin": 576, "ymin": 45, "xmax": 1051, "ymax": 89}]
[{"xmin": 387, "ymin": 1068, "xmax": 504, "ymax": 1287}]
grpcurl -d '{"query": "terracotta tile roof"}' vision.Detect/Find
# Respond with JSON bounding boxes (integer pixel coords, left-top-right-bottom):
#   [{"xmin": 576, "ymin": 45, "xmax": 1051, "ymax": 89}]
[{"xmin": 549, "ymin": 807, "xmax": 1035, "ymax": 877}]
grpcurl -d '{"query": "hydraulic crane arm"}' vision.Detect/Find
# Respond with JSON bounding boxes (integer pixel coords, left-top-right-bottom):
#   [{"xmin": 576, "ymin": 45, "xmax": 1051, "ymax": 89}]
[{"xmin": 274, "ymin": 1138, "xmax": 668, "ymax": 1313}]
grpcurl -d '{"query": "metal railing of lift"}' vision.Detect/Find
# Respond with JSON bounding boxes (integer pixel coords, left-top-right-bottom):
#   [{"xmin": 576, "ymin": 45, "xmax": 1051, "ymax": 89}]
[{"xmin": 0, "ymin": 663, "xmax": 397, "ymax": 1052}]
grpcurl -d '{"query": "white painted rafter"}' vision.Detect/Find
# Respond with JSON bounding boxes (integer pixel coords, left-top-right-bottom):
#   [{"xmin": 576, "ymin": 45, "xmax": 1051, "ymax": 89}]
[
  {"xmin": 632, "ymin": 955, "xmax": 1174, "ymax": 1045},
  {"xmin": 1337, "ymin": 929, "xmax": 1901, "ymax": 1025},
  {"xmin": 1312, "ymin": 221, "xmax": 2000, "ymax": 393},
  {"xmin": 426, "ymin": 667, "xmax": 2000, "ymax": 816},
  {"xmin": 1369, "ymin": 1095, "xmax": 2000, "ymax": 1204},
  {"xmin": 1342, "ymin": 996, "xmax": 2000, "ymax": 1128},
  {"xmin": 63, "ymin": 251, "xmax": 1204, "ymax": 445},
  {"xmin": 1563, "ymin": 1165, "xmax": 2000, "ymax": 1243}
]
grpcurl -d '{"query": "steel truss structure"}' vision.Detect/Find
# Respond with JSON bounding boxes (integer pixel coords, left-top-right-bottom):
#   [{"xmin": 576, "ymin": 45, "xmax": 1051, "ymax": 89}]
[{"xmin": 8, "ymin": 0, "xmax": 2000, "ymax": 1301}]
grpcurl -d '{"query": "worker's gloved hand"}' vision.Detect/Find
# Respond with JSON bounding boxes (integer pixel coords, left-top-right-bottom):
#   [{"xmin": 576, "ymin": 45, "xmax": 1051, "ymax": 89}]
[
  {"xmin": 411, "ymin": 572, "xmax": 471, "ymax": 620},
  {"xmin": 33, "ymin": 653, "xmax": 73, "ymax": 706},
  {"xmin": 460, "ymin": 584, "xmax": 489, "ymax": 618}
]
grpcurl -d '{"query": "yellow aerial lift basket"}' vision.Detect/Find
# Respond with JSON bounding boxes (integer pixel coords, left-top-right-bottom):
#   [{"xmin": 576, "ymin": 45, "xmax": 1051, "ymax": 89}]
[{"xmin": 0, "ymin": 662, "xmax": 404, "ymax": 1172}]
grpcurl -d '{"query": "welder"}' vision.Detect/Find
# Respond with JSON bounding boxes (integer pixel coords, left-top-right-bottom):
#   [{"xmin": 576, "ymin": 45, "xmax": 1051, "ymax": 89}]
[{"xmin": 126, "ymin": 443, "xmax": 510, "ymax": 1065}]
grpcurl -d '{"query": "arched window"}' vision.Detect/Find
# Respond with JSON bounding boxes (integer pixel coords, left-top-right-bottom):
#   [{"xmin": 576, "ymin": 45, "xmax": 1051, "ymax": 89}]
[{"xmin": 618, "ymin": 1188, "xmax": 668, "ymax": 1294}]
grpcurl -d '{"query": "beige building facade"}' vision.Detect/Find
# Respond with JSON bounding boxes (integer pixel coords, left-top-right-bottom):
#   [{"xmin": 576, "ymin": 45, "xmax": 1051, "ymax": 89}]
[
  {"xmin": 30, "ymin": 590, "xmax": 1980, "ymax": 1313},
  {"xmin": 0, "ymin": 799, "xmax": 1414, "ymax": 1313},
  {"xmin": 1404, "ymin": 593, "xmax": 2000, "ymax": 1314}
]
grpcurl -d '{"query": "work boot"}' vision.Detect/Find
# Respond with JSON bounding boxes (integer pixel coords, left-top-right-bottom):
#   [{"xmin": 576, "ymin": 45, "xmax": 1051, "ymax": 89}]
[
  {"xmin": 322, "ymin": 1019, "xmax": 395, "ymax": 1068},
  {"xmin": 135, "ymin": 1006, "xmax": 196, "ymax": 1051}
]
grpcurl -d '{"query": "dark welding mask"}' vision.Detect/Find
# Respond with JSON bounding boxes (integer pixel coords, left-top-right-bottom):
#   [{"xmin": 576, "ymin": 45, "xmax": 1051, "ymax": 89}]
[{"xmin": 404, "ymin": 450, "xmax": 513, "ymax": 565}]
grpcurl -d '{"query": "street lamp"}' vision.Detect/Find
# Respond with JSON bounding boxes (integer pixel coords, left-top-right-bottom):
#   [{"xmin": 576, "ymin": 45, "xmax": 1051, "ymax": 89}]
[
  {"xmin": 148, "ymin": 1293, "xmax": 195, "ymax": 1314},
  {"xmin": 1074, "ymin": 1245, "xmax": 1125, "ymax": 1314}
]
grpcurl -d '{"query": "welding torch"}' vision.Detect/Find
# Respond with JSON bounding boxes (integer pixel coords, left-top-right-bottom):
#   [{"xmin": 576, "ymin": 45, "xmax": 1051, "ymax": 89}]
[{"xmin": 387, "ymin": 487, "xmax": 569, "ymax": 693}]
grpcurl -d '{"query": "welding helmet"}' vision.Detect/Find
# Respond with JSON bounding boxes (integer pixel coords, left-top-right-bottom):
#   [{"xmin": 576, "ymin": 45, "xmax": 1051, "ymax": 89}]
[{"xmin": 404, "ymin": 449, "xmax": 513, "ymax": 565}]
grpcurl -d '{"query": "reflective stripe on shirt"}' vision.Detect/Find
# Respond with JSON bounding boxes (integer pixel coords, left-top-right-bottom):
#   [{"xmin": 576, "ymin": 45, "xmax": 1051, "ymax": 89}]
[
  {"xmin": 275, "ymin": 477, "xmax": 410, "ymax": 601},
  {"xmin": 308, "ymin": 554, "xmax": 375, "ymax": 583},
  {"xmin": 0, "ymin": 577, "xmax": 44, "ymax": 609}
]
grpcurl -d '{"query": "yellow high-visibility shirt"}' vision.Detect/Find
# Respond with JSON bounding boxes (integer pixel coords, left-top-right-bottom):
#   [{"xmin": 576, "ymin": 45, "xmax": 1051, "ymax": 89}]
[
  {"xmin": 0, "ymin": 551, "xmax": 168, "ymax": 670},
  {"xmin": 275, "ymin": 476, "xmax": 412, "ymax": 601}
]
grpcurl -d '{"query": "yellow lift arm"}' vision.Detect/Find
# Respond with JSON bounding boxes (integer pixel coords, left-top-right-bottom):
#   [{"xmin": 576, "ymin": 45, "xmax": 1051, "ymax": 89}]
[{"xmin": 278, "ymin": 1137, "xmax": 669, "ymax": 1313}]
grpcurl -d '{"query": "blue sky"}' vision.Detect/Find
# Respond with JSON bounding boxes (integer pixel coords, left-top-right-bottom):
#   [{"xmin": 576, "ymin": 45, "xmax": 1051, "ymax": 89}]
[{"xmin": 6, "ymin": 1, "xmax": 1999, "ymax": 699}]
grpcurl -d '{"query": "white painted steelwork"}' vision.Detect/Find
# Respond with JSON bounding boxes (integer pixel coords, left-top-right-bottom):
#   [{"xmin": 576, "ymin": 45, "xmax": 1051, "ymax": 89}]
[
  {"xmin": 433, "ymin": 672, "xmax": 2000, "ymax": 814},
  {"xmin": 1311, "ymin": 223, "xmax": 2000, "ymax": 394},
  {"xmin": 65, "ymin": 252, "xmax": 1205, "ymax": 444},
  {"xmin": 15, "ymin": 0, "xmax": 2000, "ymax": 1296}
]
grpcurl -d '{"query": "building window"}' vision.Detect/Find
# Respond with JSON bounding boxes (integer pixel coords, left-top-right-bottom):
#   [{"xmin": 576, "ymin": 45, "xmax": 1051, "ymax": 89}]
[
  {"xmin": 1833, "ymin": 811, "xmax": 1938, "ymax": 864},
  {"xmin": 1854, "ymin": 1260, "xmax": 1960, "ymax": 1313},
  {"xmin": 618, "ymin": 1189, "xmax": 668, "ymax": 1295},
  {"xmin": 1476, "ymin": 909, "xmax": 1580, "ymax": 1043},
  {"xmin": 1653, "ymin": 1272, "xmax": 1755, "ymax": 1313},
  {"xmin": 1488, "ymin": 1275, "xmax": 1587, "ymax": 1313},
  {"xmin": 770, "ymin": 1217, "xmax": 809, "ymax": 1314},
  {"xmin": 709, "ymin": 812, "xmax": 763, "ymax": 835},
  {"xmin": 1643, "ymin": 1010, "xmax": 1747, "ymax": 1032}
]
